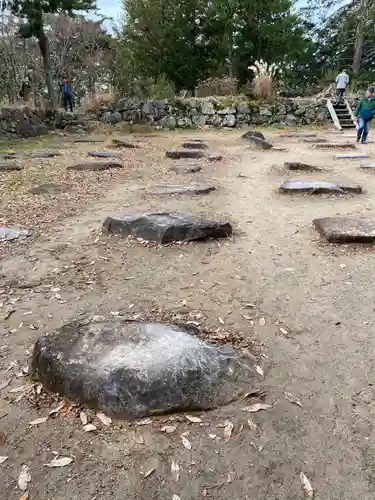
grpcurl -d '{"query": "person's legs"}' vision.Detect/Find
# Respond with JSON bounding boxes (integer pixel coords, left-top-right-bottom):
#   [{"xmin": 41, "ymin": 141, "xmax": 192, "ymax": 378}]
[
  {"xmin": 63, "ymin": 94, "xmax": 68, "ymax": 111},
  {"xmin": 361, "ymin": 119, "xmax": 372, "ymax": 144},
  {"xmin": 68, "ymin": 95, "xmax": 73, "ymax": 112},
  {"xmin": 357, "ymin": 117, "xmax": 365, "ymax": 141}
]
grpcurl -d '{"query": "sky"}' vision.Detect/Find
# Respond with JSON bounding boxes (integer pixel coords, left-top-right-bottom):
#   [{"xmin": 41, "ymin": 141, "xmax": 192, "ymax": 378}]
[{"xmin": 94, "ymin": 0, "xmax": 122, "ymax": 31}]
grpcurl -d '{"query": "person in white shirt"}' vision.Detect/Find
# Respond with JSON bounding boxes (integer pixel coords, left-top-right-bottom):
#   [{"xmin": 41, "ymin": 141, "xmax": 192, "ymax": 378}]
[{"xmin": 335, "ymin": 70, "xmax": 349, "ymax": 101}]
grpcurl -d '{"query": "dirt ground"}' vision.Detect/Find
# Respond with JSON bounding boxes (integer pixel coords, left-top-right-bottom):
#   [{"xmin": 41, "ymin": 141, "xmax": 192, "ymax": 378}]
[{"xmin": 1, "ymin": 126, "xmax": 375, "ymax": 499}]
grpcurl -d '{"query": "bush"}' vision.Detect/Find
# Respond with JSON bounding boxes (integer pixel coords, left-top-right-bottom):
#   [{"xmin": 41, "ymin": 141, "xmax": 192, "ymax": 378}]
[
  {"xmin": 248, "ymin": 60, "xmax": 280, "ymax": 103},
  {"xmin": 82, "ymin": 90, "xmax": 115, "ymax": 113},
  {"xmin": 195, "ymin": 76, "xmax": 238, "ymax": 97}
]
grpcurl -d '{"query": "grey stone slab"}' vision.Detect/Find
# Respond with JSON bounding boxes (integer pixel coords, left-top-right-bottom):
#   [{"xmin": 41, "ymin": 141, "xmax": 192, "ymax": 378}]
[
  {"xmin": 169, "ymin": 164, "xmax": 202, "ymax": 174},
  {"xmin": 302, "ymin": 138, "xmax": 328, "ymax": 143},
  {"xmin": 166, "ymin": 150, "xmax": 205, "ymax": 159},
  {"xmin": 0, "ymin": 227, "xmax": 33, "ymax": 242},
  {"xmin": 28, "ymin": 151, "xmax": 62, "ymax": 158},
  {"xmin": 284, "ymin": 162, "xmax": 323, "ymax": 172},
  {"xmin": 280, "ymin": 132, "xmax": 317, "ymax": 138},
  {"xmin": 182, "ymin": 141, "xmax": 208, "ymax": 150},
  {"xmin": 110, "ymin": 137, "xmax": 140, "ymax": 149},
  {"xmin": 241, "ymin": 130, "xmax": 265, "ymax": 141},
  {"xmin": 88, "ymin": 151, "xmax": 121, "ymax": 158},
  {"xmin": 67, "ymin": 162, "xmax": 123, "ymax": 171},
  {"xmin": 334, "ymin": 153, "xmax": 369, "ymax": 159},
  {"xmin": 280, "ymin": 179, "xmax": 362, "ymax": 194},
  {"xmin": 103, "ymin": 212, "xmax": 232, "ymax": 243},
  {"xmin": 30, "ymin": 319, "xmax": 257, "ymax": 419},
  {"xmin": 73, "ymin": 137, "xmax": 104, "ymax": 143},
  {"xmin": 148, "ymin": 184, "xmax": 216, "ymax": 195},
  {"xmin": 29, "ymin": 183, "xmax": 68, "ymax": 195},
  {"xmin": 313, "ymin": 143, "xmax": 356, "ymax": 149},
  {"xmin": 313, "ymin": 217, "xmax": 375, "ymax": 243},
  {"xmin": 0, "ymin": 163, "xmax": 22, "ymax": 171},
  {"xmin": 206, "ymin": 153, "xmax": 223, "ymax": 162},
  {"xmin": 247, "ymin": 136, "xmax": 273, "ymax": 150},
  {"xmin": 360, "ymin": 163, "xmax": 375, "ymax": 169}
]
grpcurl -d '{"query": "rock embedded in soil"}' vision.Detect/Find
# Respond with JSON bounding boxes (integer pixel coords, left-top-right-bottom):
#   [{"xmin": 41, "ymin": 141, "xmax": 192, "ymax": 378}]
[
  {"xmin": 169, "ymin": 164, "xmax": 202, "ymax": 174},
  {"xmin": 247, "ymin": 136, "xmax": 273, "ymax": 150},
  {"xmin": 103, "ymin": 212, "xmax": 232, "ymax": 243},
  {"xmin": 284, "ymin": 162, "xmax": 323, "ymax": 172},
  {"xmin": 0, "ymin": 162, "xmax": 22, "ymax": 171},
  {"xmin": 313, "ymin": 217, "xmax": 375, "ymax": 243},
  {"xmin": 207, "ymin": 153, "xmax": 223, "ymax": 162},
  {"xmin": 280, "ymin": 132, "xmax": 317, "ymax": 138},
  {"xmin": 166, "ymin": 150, "xmax": 205, "ymax": 159},
  {"xmin": 88, "ymin": 151, "xmax": 121, "ymax": 158},
  {"xmin": 67, "ymin": 162, "xmax": 123, "ymax": 171},
  {"xmin": 29, "ymin": 183, "xmax": 68, "ymax": 195},
  {"xmin": 109, "ymin": 137, "xmax": 140, "ymax": 149},
  {"xmin": 279, "ymin": 179, "xmax": 362, "ymax": 194},
  {"xmin": 360, "ymin": 163, "xmax": 375, "ymax": 170},
  {"xmin": 241, "ymin": 130, "xmax": 265, "ymax": 141},
  {"xmin": 30, "ymin": 319, "xmax": 256, "ymax": 419},
  {"xmin": 73, "ymin": 137, "xmax": 104, "ymax": 143},
  {"xmin": 312, "ymin": 143, "xmax": 356, "ymax": 150},
  {"xmin": 182, "ymin": 141, "xmax": 208, "ymax": 150},
  {"xmin": 302, "ymin": 138, "xmax": 328, "ymax": 143},
  {"xmin": 0, "ymin": 227, "xmax": 33, "ymax": 242},
  {"xmin": 28, "ymin": 151, "xmax": 62, "ymax": 158},
  {"xmin": 148, "ymin": 184, "xmax": 216, "ymax": 195},
  {"xmin": 334, "ymin": 153, "xmax": 369, "ymax": 159}
]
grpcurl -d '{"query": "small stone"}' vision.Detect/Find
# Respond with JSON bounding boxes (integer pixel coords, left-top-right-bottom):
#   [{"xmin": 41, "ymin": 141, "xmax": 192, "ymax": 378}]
[
  {"xmin": 241, "ymin": 130, "xmax": 265, "ymax": 141},
  {"xmin": 313, "ymin": 143, "xmax": 356, "ymax": 149},
  {"xmin": 182, "ymin": 141, "xmax": 208, "ymax": 150},
  {"xmin": 279, "ymin": 180, "xmax": 362, "ymax": 195},
  {"xmin": 148, "ymin": 184, "xmax": 216, "ymax": 195},
  {"xmin": 284, "ymin": 162, "xmax": 323, "ymax": 172},
  {"xmin": 206, "ymin": 154, "xmax": 223, "ymax": 162},
  {"xmin": 103, "ymin": 212, "xmax": 232, "ymax": 243},
  {"xmin": 88, "ymin": 151, "xmax": 121, "ymax": 158},
  {"xmin": 335, "ymin": 153, "xmax": 369, "ymax": 159},
  {"xmin": 29, "ymin": 183, "xmax": 68, "ymax": 195},
  {"xmin": 67, "ymin": 162, "xmax": 123, "ymax": 171},
  {"xmin": 0, "ymin": 163, "xmax": 22, "ymax": 171},
  {"xmin": 0, "ymin": 227, "xmax": 33, "ymax": 242},
  {"xmin": 166, "ymin": 150, "xmax": 205, "ymax": 159},
  {"xmin": 313, "ymin": 217, "xmax": 375, "ymax": 243},
  {"xmin": 30, "ymin": 319, "xmax": 255, "ymax": 419},
  {"xmin": 169, "ymin": 164, "xmax": 202, "ymax": 174},
  {"xmin": 247, "ymin": 136, "xmax": 273, "ymax": 150}
]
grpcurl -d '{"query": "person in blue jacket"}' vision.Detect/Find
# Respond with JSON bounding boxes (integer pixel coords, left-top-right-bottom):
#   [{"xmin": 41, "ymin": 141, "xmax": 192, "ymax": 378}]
[
  {"xmin": 62, "ymin": 78, "xmax": 73, "ymax": 112},
  {"xmin": 355, "ymin": 86, "xmax": 375, "ymax": 144}
]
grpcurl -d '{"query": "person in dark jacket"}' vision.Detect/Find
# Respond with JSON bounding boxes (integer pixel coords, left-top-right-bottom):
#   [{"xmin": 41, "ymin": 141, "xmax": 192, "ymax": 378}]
[
  {"xmin": 355, "ymin": 86, "xmax": 375, "ymax": 144},
  {"xmin": 62, "ymin": 78, "xmax": 73, "ymax": 112}
]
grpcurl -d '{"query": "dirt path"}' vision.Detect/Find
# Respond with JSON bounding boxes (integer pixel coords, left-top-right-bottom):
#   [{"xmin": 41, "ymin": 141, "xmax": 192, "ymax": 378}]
[{"xmin": 1, "ymin": 128, "xmax": 375, "ymax": 499}]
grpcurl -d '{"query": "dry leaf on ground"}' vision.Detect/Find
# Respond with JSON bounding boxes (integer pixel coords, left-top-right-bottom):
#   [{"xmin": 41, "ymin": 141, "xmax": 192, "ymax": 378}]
[
  {"xmin": 0, "ymin": 456, "xmax": 8, "ymax": 464},
  {"xmin": 185, "ymin": 415, "xmax": 202, "ymax": 423},
  {"xmin": 171, "ymin": 460, "xmax": 180, "ymax": 481},
  {"xmin": 96, "ymin": 412, "xmax": 111, "ymax": 426},
  {"xmin": 18, "ymin": 465, "xmax": 31, "ymax": 490},
  {"xmin": 136, "ymin": 418, "xmax": 152, "ymax": 426},
  {"xmin": 242, "ymin": 403, "xmax": 272, "ymax": 413},
  {"xmin": 45, "ymin": 456, "xmax": 73, "ymax": 468},
  {"xmin": 28, "ymin": 416, "xmax": 48, "ymax": 426},
  {"xmin": 134, "ymin": 433, "xmax": 145, "ymax": 444},
  {"xmin": 227, "ymin": 470, "xmax": 236, "ymax": 483},
  {"xmin": 300, "ymin": 472, "xmax": 314, "ymax": 497},
  {"xmin": 247, "ymin": 419, "xmax": 258, "ymax": 431},
  {"xmin": 160, "ymin": 425, "xmax": 177, "ymax": 434},
  {"xmin": 255, "ymin": 365, "xmax": 264, "ymax": 377},
  {"xmin": 79, "ymin": 411, "xmax": 88, "ymax": 425},
  {"xmin": 20, "ymin": 492, "xmax": 29, "ymax": 500},
  {"xmin": 223, "ymin": 421, "xmax": 234, "ymax": 442},
  {"xmin": 172, "ymin": 495, "xmax": 181, "ymax": 500},
  {"xmin": 83, "ymin": 424, "xmax": 97, "ymax": 432},
  {"xmin": 285, "ymin": 392, "xmax": 302, "ymax": 408},
  {"xmin": 218, "ymin": 317, "xmax": 224, "ymax": 324},
  {"xmin": 49, "ymin": 401, "xmax": 65, "ymax": 416},
  {"xmin": 181, "ymin": 435, "xmax": 192, "ymax": 450},
  {"xmin": 259, "ymin": 317, "xmax": 266, "ymax": 326},
  {"xmin": 143, "ymin": 468, "xmax": 155, "ymax": 478}
]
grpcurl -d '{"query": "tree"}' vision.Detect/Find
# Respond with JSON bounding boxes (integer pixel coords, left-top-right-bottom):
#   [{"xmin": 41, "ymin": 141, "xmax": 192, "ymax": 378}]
[{"xmin": 1, "ymin": 0, "xmax": 96, "ymax": 105}]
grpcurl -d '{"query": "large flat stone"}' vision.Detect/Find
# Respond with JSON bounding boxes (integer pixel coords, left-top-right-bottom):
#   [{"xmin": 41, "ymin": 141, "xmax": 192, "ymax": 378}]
[
  {"xmin": 28, "ymin": 151, "xmax": 62, "ymax": 158},
  {"xmin": 148, "ymin": 184, "xmax": 216, "ymax": 195},
  {"xmin": 247, "ymin": 136, "xmax": 273, "ymax": 150},
  {"xmin": 334, "ymin": 153, "xmax": 369, "ymax": 159},
  {"xmin": 29, "ymin": 183, "xmax": 68, "ymax": 195},
  {"xmin": 166, "ymin": 150, "xmax": 205, "ymax": 159},
  {"xmin": 241, "ymin": 130, "xmax": 265, "ymax": 141},
  {"xmin": 103, "ymin": 212, "xmax": 232, "ymax": 243},
  {"xmin": 88, "ymin": 151, "xmax": 121, "ymax": 158},
  {"xmin": 67, "ymin": 162, "xmax": 123, "ymax": 171},
  {"xmin": 313, "ymin": 217, "xmax": 375, "ymax": 243},
  {"xmin": 0, "ymin": 227, "xmax": 33, "ymax": 242},
  {"xmin": 280, "ymin": 132, "xmax": 317, "ymax": 138},
  {"xmin": 0, "ymin": 163, "xmax": 22, "ymax": 171},
  {"xmin": 182, "ymin": 141, "xmax": 208, "ymax": 150},
  {"xmin": 313, "ymin": 143, "xmax": 356, "ymax": 149},
  {"xmin": 284, "ymin": 162, "xmax": 323, "ymax": 172},
  {"xmin": 110, "ymin": 137, "xmax": 140, "ymax": 149},
  {"xmin": 74, "ymin": 137, "xmax": 104, "ymax": 143},
  {"xmin": 30, "ymin": 319, "xmax": 256, "ymax": 419},
  {"xmin": 360, "ymin": 163, "xmax": 375, "ymax": 170},
  {"xmin": 302, "ymin": 138, "xmax": 328, "ymax": 143},
  {"xmin": 280, "ymin": 179, "xmax": 362, "ymax": 194},
  {"xmin": 169, "ymin": 164, "xmax": 202, "ymax": 174}
]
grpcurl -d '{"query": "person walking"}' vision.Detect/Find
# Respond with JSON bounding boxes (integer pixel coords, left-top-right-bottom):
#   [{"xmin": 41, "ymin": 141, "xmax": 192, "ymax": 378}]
[
  {"xmin": 354, "ymin": 86, "xmax": 375, "ymax": 144},
  {"xmin": 335, "ymin": 69, "xmax": 349, "ymax": 102},
  {"xmin": 62, "ymin": 77, "xmax": 73, "ymax": 112}
]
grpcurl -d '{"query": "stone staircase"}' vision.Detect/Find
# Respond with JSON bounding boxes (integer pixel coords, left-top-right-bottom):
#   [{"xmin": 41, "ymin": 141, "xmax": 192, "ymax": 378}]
[{"xmin": 327, "ymin": 98, "xmax": 357, "ymax": 131}]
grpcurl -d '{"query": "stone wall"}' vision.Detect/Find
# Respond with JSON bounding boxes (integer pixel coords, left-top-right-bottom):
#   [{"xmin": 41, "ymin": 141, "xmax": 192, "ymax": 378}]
[{"xmin": 99, "ymin": 96, "xmax": 331, "ymax": 129}]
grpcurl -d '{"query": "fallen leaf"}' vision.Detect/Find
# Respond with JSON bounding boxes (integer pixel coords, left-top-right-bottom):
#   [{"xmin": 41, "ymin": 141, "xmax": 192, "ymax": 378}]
[
  {"xmin": 181, "ymin": 435, "xmax": 192, "ymax": 450},
  {"xmin": 29, "ymin": 416, "xmax": 48, "ymax": 426},
  {"xmin": 49, "ymin": 401, "xmax": 65, "ymax": 416},
  {"xmin": 171, "ymin": 460, "xmax": 180, "ymax": 481},
  {"xmin": 0, "ymin": 456, "xmax": 8, "ymax": 464},
  {"xmin": 255, "ymin": 365, "xmax": 264, "ymax": 377},
  {"xmin": 227, "ymin": 470, "xmax": 236, "ymax": 483},
  {"xmin": 83, "ymin": 424, "xmax": 97, "ymax": 432},
  {"xmin": 160, "ymin": 425, "xmax": 177, "ymax": 434},
  {"xmin": 9, "ymin": 385, "xmax": 27, "ymax": 394},
  {"xmin": 172, "ymin": 495, "xmax": 181, "ymax": 500},
  {"xmin": 279, "ymin": 327, "xmax": 289, "ymax": 336},
  {"xmin": 18, "ymin": 465, "xmax": 31, "ymax": 490},
  {"xmin": 20, "ymin": 492, "xmax": 29, "ymax": 500},
  {"xmin": 300, "ymin": 472, "xmax": 314, "ymax": 498},
  {"xmin": 143, "ymin": 468, "xmax": 155, "ymax": 478},
  {"xmin": 285, "ymin": 392, "xmax": 302, "ymax": 408},
  {"xmin": 96, "ymin": 412, "xmax": 111, "ymax": 426},
  {"xmin": 247, "ymin": 419, "xmax": 258, "ymax": 431},
  {"xmin": 208, "ymin": 433, "xmax": 217, "ymax": 439},
  {"xmin": 237, "ymin": 423, "xmax": 244, "ymax": 434},
  {"xmin": 242, "ymin": 403, "xmax": 273, "ymax": 413},
  {"xmin": 135, "ymin": 418, "xmax": 152, "ymax": 426},
  {"xmin": 223, "ymin": 421, "xmax": 234, "ymax": 442},
  {"xmin": 185, "ymin": 415, "xmax": 202, "ymax": 423},
  {"xmin": 0, "ymin": 380, "xmax": 11, "ymax": 391},
  {"xmin": 259, "ymin": 317, "xmax": 266, "ymax": 326},
  {"xmin": 218, "ymin": 317, "xmax": 224, "ymax": 324},
  {"xmin": 45, "ymin": 456, "xmax": 73, "ymax": 468},
  {"xmin": 134, "ymin": 433, "xmax": 145, "ymax": 444},
  {"xmin": 79, "ymin": 411, "xmax": 88, "ymax": 425}
]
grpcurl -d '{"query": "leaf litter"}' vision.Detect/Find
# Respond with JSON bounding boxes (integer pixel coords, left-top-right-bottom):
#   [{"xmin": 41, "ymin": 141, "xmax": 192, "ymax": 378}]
[
  {"xmin": 160, "ymin": 425, "xmax": 177, "ymax": 434},
  {"xmin": 45, "ymin": 456, "xmax": 74, "ymax": 468},
  {"xmin": 18, "ymin": 465, "xmax": 31, "ymax": 490},
  {"xmin": 28, "ymin": 416, "xmax": 48, "ymax": 426},
  {"xmin": 223, "ymin": 421, "xmax": 234, "ymax": 442},
  {"xmin": 96, "ymin": 412, "xmax": 111, "ymax": 426},
  {"xmin": 285, "ymin": 392, "xmax": 303, "ymax": 408},
  {"xmin": 142, "ymin": 468, "xmax": 155, "ymax": 478},
  {"xmin": 242, "ymin": 403, "xmax": 272, "ymax": 413},
  {"xmin": 83, "ymin": 424, "xmax": 97, "ymax": 432},
  {"xmin": 300, "ymin": 472, "xmax": 314, "ymax": 497},
  {"xmin": 181, "ymin": 435, "xmax": 192, "ymax": 450},
  {"xmin": 185, "ymin": 415, "xmax": 202, "ymax": 423}
]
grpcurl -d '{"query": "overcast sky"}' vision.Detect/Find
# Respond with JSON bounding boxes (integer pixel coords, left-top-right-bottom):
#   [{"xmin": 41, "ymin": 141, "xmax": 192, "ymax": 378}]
[{"xmin": 95, "ymin": 0, "xmax": 122, "ymax": 30}]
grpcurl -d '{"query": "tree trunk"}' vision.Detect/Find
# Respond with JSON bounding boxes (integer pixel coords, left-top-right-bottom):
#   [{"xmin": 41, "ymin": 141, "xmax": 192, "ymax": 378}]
[
  {"xmin": 38, "ymin": 28, "xmax": 55, "ymax": 107},
  {"xmin": 353, "ymin": 0, "xmax": 367, "ymax": 74}
]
